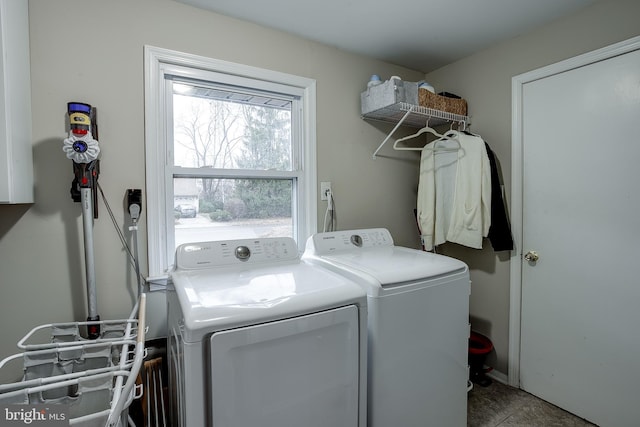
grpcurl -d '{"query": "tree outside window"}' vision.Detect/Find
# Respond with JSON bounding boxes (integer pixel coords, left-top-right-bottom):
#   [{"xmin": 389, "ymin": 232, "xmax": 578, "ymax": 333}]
[{"xmin": 171, "ymin": 82, "xmax": 295, "ymax": 247}]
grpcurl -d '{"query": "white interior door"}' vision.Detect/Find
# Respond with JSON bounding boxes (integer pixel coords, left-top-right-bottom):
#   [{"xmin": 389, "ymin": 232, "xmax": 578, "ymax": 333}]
[{"xmin": 519, "ymin": 45, "xmax": 640, "ymax": 426}]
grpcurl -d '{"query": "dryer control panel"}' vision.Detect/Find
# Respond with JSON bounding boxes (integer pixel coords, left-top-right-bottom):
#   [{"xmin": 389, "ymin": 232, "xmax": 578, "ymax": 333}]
[
  {"xmin": 175, "ymin": 237, "xmax": 299, "ymax": 270},
  {"xmin": 306, "ymin": 228, "xmax": 394, "ymax": 254}
]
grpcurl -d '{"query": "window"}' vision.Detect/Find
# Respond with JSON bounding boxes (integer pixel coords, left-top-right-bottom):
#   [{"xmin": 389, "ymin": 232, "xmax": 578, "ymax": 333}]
[{"xmin": 145, "ymin": 47, "xmax": 317, "ymax": 276}]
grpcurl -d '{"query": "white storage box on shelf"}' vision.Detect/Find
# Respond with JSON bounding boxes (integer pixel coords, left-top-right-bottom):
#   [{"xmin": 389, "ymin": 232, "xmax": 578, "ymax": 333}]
[
  {"xmin": 361, "ymin": 78, "xmax": 419, "ymax": 116},
  {"xmin": 0, "ymin": 295, "xmax": 147, "ymax": 427}
]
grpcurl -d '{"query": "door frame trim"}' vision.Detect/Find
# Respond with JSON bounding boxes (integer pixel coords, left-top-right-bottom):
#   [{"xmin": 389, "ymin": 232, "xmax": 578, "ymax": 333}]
[{"xmin": 508, "ymin": 35, "xmax": 640, "ymax": 387}]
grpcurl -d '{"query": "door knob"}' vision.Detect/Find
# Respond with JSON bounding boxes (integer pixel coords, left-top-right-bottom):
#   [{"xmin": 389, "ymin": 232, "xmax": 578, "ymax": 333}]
[{"xmin": 524, "ymin": 251, "xmax": 539, "ymax": 262}]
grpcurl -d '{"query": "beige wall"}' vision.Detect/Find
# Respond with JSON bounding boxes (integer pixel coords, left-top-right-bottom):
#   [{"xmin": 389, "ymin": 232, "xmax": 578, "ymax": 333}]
[
  {"xmin": 425, "ymin": 0, "xmax": 640, "ymax": 375},
  {"xmin": 0, "ymin": 0, "xmax": 424, "ymax": 372}
]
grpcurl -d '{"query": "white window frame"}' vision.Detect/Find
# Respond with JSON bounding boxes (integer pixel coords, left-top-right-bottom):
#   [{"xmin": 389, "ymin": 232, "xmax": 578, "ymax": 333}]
[{"xmin": 144, "ymin": 46, "xmax": 317, "ymax": 277}]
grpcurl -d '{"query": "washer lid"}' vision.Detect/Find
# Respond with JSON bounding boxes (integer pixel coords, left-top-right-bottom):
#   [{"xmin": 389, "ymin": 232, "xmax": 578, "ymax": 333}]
[
  {"xmin": 304, "ymin": 229, "xmax": 467, "ymax": 285},
  {"xmin": 320, "ymin": 246, "xmax": 467, "ymax": 285},
  {"xmin": 171, "ymin": 259, "xmax": 365, "ymax": 341}
]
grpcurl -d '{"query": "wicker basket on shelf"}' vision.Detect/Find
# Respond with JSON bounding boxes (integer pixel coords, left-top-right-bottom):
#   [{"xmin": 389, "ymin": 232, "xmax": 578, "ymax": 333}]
[{"xmin": 418, "ymin": 89, "xmax": 468, "ymax": 116}]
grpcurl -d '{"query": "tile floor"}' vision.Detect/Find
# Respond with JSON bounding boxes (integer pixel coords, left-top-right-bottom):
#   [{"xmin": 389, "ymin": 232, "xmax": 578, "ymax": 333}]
[{"xmin": 467, "ymin": 380, "xmax": 598, "ymax": 426}]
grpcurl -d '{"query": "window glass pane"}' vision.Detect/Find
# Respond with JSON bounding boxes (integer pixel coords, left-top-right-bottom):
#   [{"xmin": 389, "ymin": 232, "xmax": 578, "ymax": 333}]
[
  {"xmin": 174, "ymin": 178, "xmax": 293, "ymax": 248},
  {"xmin": 172, "ymin": 82, "xmax": 292, "ymax": 171}
]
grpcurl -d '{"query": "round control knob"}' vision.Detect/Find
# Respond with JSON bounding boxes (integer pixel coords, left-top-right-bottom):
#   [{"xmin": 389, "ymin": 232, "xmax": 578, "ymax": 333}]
[
  {"xmin": 235, "ymin": 245, "xmax": 251, "ymax": 261},
  {"xmin": 350, "ymin": 235, "xmax": 363, "ymax": 247}
]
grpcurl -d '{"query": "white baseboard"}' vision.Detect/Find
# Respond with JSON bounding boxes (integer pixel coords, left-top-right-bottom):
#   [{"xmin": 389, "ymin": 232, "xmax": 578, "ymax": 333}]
[{"xmin": 487, "ymin": 369, "xmax": 509, "ymax": 385}]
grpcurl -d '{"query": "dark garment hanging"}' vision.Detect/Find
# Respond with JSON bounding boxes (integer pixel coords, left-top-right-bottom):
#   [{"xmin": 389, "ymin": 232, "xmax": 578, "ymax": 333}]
[{"xmin": 484, "ymin": 142, "xmax": 514, "ymax": 251}]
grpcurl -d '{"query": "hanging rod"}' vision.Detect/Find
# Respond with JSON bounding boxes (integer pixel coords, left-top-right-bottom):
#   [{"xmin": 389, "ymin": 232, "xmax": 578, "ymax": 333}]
[{"xmin": 364, "ymin": 102, "xmax": 469, "ymax": 159}]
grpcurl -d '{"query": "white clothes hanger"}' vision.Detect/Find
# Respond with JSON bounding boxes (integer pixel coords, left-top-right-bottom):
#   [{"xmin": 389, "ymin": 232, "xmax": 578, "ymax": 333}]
[{"xmin": 393, "ymin": 122, "xmax": 461, "ymax": 152}]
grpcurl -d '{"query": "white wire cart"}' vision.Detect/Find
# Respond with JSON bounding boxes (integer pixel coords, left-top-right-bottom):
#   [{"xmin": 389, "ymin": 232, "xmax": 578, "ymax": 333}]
[{"xmin": 0, "ymin": 294, "xmax": 146, "ymax": 427}]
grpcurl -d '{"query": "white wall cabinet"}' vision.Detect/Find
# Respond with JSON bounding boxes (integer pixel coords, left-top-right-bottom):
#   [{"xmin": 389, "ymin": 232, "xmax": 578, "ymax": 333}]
[{"xmin": 0, "ymin": 0, "xmax": 32, "ymax": 204}]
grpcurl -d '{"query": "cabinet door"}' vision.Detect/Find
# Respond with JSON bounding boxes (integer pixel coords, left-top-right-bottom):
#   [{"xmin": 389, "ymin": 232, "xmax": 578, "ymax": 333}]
[{"xmin": 0, "ymin": 0, "xmax": 33, "ymax": 204}]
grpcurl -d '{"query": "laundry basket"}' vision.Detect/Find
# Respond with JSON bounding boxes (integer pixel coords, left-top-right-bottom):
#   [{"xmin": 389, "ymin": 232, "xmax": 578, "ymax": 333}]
[{"xmin": 0, "ymin": 295, "xmax": 146, "ymax": 426}]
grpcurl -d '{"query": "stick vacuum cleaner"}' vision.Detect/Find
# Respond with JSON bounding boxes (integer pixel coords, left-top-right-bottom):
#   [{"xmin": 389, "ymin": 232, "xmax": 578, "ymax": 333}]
[{"xmin": 63, "ymin": 102, "xmax": 101, "ymax": 339}]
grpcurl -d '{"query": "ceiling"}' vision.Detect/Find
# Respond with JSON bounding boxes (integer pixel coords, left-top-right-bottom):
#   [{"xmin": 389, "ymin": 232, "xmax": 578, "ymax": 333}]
[{"xmin": 175, "ymin": 0, "xmax": 597, "ymax": 73}]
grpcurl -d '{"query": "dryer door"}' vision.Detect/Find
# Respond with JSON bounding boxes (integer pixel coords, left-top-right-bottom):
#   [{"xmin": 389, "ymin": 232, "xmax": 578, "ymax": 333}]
[{"xmin": 209, "ymin": 305, "xmax": 360, "ymax": 427}]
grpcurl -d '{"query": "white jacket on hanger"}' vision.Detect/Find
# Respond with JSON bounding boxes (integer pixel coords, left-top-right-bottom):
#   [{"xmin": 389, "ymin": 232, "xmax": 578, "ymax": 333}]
[{"xmin": 417, "ymin": 131, "xmax": 491, "ymax": 251}]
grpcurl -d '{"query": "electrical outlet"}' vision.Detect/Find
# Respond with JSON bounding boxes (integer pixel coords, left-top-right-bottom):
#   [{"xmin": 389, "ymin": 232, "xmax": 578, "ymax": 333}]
[{"xmin": 320, "ymin": 182, "xmax": 332, "ymax": 201}]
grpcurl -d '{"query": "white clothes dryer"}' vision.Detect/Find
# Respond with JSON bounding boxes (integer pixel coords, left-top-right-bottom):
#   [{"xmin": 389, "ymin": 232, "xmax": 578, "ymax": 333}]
[
  {"xmin": 168, "ymin": 237, "xmax": 367, "ymax": 427},
  {"xmin": 303, "ymin": 228, "xmax": 470, "ymax": 427}
]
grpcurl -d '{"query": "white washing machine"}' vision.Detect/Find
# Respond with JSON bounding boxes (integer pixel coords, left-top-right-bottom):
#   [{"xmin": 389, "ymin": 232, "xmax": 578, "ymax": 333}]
[
  {"xmin": 167, "ymin": 237, "xmax": 368, "ymax": 427},
  {"xmin": 303, "ymin": 228, "xmax": 470, "ymax": 427}
]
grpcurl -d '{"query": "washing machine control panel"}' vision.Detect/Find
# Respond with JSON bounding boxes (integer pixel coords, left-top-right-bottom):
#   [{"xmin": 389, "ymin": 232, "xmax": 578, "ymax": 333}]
[
  {"xmin": 308, "ymin": 228, "xmax": 394, "ymax": 254},
  {"xmin": 175, "ymin": 237, "xmax": 299, "ymax": 269}
]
